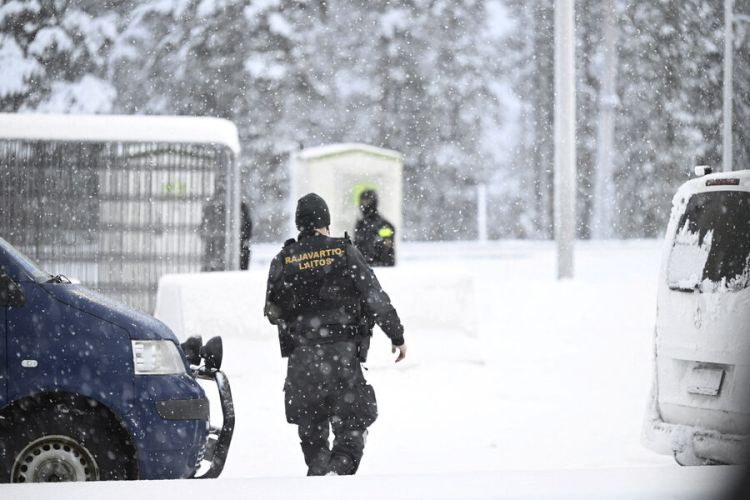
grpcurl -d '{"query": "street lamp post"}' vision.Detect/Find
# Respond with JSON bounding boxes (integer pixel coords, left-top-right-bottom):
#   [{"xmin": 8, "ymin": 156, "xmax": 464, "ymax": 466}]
[
  {"xmin": 555, "ymin": 0, "xmax": 576, "ymax": 279},
  {"xmin": 723, "ymin": 0, "xmax": 733, "ymax": 172}
]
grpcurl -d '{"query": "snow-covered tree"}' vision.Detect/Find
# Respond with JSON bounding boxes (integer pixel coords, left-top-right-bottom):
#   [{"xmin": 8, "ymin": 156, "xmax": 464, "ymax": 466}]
[
  {"xmin": 113, "ymin": 0, "xmax": 333, "ymax": 240},
  {"xmin": 503, "ymin": 0, "xmax": 555, "ymax": 238},
  {"xmin": 733, "ymin": 0, "xmax": 750, "ymax": 171},
  {"xmin": 111, "ymin": 0, "xmax": 513, "ymax": 241},
  {"xmin": 5, "ymin": 0, "xmax": 746, "ymax": 241},
  {"xmin": 0, "ymin": 0, "xmax": 119, "ymax": 113},
  {"xmin": 616, "ymin": 0, "xmax": 723, "ymax": 237},
  {"xmin": 354, "ymin": 0, "xmax": 512, "ymax": 240}
]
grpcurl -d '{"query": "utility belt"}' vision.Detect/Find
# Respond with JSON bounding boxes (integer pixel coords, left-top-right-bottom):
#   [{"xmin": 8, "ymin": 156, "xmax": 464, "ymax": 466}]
[{"xmin": 279, "ymin": 322, "xmax": 371, "ymax": 362}]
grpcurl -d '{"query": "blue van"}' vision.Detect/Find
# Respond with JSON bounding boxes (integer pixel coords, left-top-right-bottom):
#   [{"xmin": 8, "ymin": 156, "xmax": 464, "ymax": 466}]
[{"xmin": 0, "ymin": 236, "xmax": 234, "ymax": 482}]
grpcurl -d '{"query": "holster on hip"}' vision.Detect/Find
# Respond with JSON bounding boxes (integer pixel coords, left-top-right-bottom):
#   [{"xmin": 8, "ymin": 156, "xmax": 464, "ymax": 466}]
[
  {"xmin": 356, "ymin": 335, "xmax": 370, "ymax": 363},
  {"xmin": 278, "ymin": 323, "xmax": 295, "ymax": 358}
]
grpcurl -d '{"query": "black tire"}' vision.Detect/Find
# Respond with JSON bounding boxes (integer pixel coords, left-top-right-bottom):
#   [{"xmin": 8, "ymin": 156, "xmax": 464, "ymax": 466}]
[{"xmin": 0, "ymin": 396, "xmax": 136, "ymax": 483}]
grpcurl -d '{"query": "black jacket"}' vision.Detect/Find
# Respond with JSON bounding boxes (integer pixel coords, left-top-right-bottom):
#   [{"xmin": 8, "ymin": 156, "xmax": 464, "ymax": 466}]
[
  {"xmin": 240, "ymin": 202, "xmax": 252, "ymax": 243},
  {"xmin": 354, "ymin": 213, "xmax": 395, "ymax": 266},
  {"xmin": 265, "ymin": 231, "xmax": 404, "ymax": 356}
]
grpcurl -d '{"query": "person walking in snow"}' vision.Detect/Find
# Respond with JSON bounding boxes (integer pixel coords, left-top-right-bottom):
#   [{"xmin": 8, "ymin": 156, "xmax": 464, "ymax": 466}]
[
  {"xmin": 264, "ymin": 193, "xmax": 407, "ymax": 476},
  {"xmin": 354, "ymin": 189, "xmax": 396, "ymax": 266}
]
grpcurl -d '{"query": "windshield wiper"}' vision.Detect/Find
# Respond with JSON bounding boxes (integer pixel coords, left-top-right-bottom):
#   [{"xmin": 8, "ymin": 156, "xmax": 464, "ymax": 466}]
[{"xmin": 46, "ymin": 274, "xmax": 72, "ymax": 284}]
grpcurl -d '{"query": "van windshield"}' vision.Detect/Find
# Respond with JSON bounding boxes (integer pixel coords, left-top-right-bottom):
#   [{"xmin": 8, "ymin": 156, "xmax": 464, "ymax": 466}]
[{"xmin": 667, "ymin": 191, "xmax": 750, "ymax": 292}]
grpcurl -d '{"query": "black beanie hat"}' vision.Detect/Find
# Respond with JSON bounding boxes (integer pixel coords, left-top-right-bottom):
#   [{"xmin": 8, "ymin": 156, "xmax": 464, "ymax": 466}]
[
  {"xmin": 295, "ymin": 193, "xmax": 330, "ymax": 230},
  {"xmin": 359, "ymin": 189, "xmax": 378, "ymax": 217},
  {"xmin": 359, "ymin": 189, "xmax": 378, "ymax": 209}
]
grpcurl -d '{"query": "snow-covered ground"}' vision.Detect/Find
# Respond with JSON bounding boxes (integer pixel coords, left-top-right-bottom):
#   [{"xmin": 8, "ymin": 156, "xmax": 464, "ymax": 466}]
[
  {"xmin": 206, "ymin": 240, "xmax": 676, "ymax": 478},
  {"xmin": 1, "ymin": 466, "xmax": 739, "ymax": 499},
  {"xmin": 157, "ymin": 238, "xmax": 739, "ymax": 498},
  {"xmin": 3, "ymin": 239, "xmax": 742, "ymax": 498}
]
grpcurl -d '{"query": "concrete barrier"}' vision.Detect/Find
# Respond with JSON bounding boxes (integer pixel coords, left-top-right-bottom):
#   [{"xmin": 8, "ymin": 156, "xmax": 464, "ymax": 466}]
[{"xmin": 154, "ymin": 264, "xmax": 477, "ymax": 342}]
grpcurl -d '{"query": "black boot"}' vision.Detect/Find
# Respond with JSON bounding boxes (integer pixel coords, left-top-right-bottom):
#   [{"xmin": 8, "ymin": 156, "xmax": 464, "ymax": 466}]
[
  {"xmin": 328, "ymin": 428, "xmax": 366, "ymax": 475},
  {"xmin": 301, "ymin": 441, "xmax": 331, "ymax": 476},
  {"xmin": 297, "ymin": 419, "xmax": 331, "ymax": 476},
  {"xmin": 327, "ymin": 450, "xmax": 356, "ymax": 475}
]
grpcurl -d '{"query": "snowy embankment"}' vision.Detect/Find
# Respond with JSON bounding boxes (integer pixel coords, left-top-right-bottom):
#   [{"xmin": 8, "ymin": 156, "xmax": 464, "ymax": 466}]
[{"xmin": 4, "ymin": 240, "xmax": 739, "ymax": 499}]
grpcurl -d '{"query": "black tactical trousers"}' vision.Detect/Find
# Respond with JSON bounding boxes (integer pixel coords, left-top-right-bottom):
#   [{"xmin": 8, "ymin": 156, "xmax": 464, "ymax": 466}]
[
  {"xmin": 284, "ymin": 340, "xmax": 377, "ymax": 475},
  {"xmin": 240, "ymin": 242, "xmax": 251, "ymax": 270}
]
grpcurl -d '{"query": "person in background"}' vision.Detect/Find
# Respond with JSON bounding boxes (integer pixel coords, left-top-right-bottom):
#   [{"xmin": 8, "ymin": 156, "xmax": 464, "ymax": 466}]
[
  {"xmin": 199, "ymin": 194, "xmax": 226, "ymax": 271},
  {"xmin": 354, "ymin": 189, "xmax": 396, "ymax": 266},
  {"xmin": 264, "ymin": 193, "xmax": 407, "ymax": 476},
  {"xmin": 240, "ymin": 201, "xmax": 252, "ymax": 270},
  {"xmin": 199, "ymin": 194, "xmax": 253, "ymax": 271}
]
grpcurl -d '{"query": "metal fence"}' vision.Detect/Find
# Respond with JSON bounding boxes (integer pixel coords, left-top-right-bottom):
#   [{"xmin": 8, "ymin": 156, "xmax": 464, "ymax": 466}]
[{"xmin": 0, "ymin": 139, "xmax": 238, "ymax": 313}]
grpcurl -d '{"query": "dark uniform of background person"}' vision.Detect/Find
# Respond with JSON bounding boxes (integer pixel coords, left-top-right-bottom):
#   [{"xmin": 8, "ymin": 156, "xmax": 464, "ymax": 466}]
[
  {"xmin": 354, "ymin": 189, "xmax": 396, "ymax": 266},
  {"xmin": 199, "ymin": 194, "xmax": 253, "ymax": 271},
  {"xmin": 239, "ymin": 201, "xmax": 253, "ymax": 270},
  {"xmin": 264, "ymin": 193, "xmax": 407, "ymax": 476}
]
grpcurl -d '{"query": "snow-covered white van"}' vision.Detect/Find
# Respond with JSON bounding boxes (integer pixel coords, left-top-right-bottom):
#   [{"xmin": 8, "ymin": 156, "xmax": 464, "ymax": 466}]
[{"xmin": 643, "ymin": 168, "xmax": 750, "ymax": 465}]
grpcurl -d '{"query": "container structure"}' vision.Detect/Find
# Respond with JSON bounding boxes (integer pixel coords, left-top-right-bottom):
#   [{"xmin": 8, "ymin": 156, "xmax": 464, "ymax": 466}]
[{"xmin": 0, "ymin": 113, "xmax": 241, "ymax": 313}]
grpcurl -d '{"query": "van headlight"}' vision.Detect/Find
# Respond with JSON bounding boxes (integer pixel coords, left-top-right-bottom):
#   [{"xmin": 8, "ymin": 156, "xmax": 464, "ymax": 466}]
[{"xmin": 132, "ymin": 340, "xmax": 186, "ymax": 375}]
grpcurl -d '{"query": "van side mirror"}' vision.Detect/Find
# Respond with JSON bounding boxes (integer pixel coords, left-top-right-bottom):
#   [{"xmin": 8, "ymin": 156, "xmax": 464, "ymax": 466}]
[
  {"xmin": 0, "ymin": 272, "xmax": 25, "ymax": 307},
  {"xmin": 180, "ymin": 335, "xmax": 203, "ymax": 366},
  {"xmin": 200, "ymin": 336, "xmax": 223, "ymax": 371}
]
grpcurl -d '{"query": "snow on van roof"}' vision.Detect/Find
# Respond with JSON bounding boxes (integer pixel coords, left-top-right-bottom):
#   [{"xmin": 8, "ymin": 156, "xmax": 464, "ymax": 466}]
[
  {"xmin": 296, "ymin": 143, "xmax": 401, "ymax": 162},
  {"xmin": 0, "ymin": 113, "xmax": 240, "ymax": 153},
  {"xmin": 674, "ymin": 168, "xmax": 750, "ymax": 202}
]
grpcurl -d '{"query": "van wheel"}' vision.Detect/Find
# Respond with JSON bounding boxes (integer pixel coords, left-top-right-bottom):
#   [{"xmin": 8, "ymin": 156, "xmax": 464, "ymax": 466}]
[
  {"xmin": 12, "ymin": 435, "xmax": 100, "ymax": 482},
  {"xmin": 0, "ymin": 397, "xmax": 136, "ymax": 482}
]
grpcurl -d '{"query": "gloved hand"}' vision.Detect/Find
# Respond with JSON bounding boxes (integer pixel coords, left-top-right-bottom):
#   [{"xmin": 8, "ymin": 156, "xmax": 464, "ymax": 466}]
[{"xmin": 391, "ymin": 343, "xmax": 407, "ymax": 363}]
